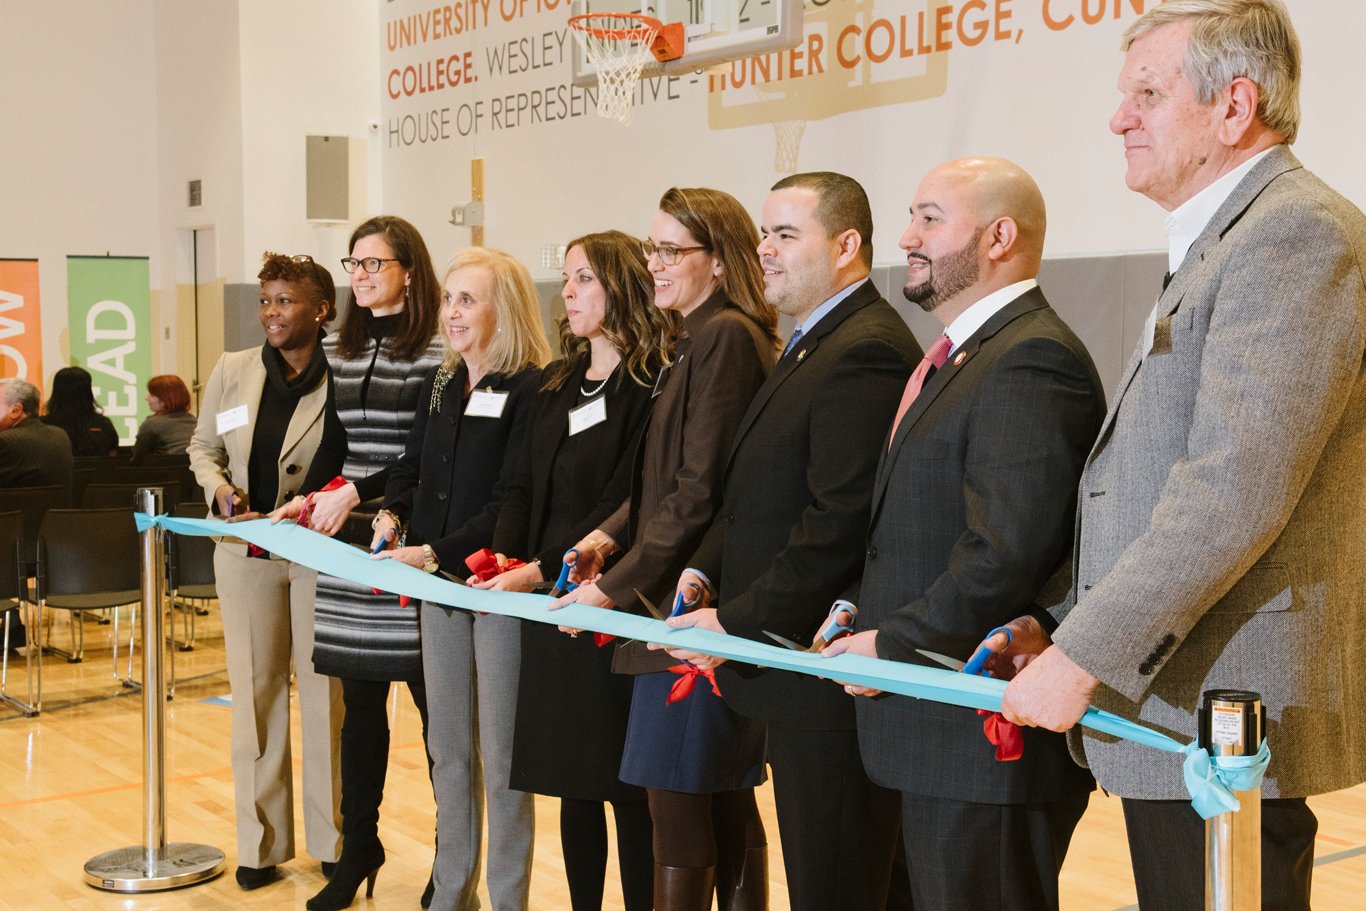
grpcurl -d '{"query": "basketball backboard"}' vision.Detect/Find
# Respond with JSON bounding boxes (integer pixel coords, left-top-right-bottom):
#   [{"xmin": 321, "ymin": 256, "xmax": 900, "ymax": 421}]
[{"xmin": 570, "ymin": 0, "xmax": 804, "ymax": 86}]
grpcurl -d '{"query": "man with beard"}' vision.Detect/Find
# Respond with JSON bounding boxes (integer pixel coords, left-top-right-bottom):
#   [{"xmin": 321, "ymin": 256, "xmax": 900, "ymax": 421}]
[
  {"xmin": 824, "ymin": 157, "xmax": 1104, "ymax": 910},
  {"xmin": 662, "ymin": 171, "xmax": 921, "ymax": 910}
]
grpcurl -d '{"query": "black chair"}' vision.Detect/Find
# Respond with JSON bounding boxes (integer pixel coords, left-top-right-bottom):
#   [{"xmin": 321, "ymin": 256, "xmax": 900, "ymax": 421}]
[
  {"xmin": 0, "ymin": 511, "xmax": 38, "ymax": 715},
  {"xmin": 0, "ymin": 485, "xmax": 71, "ymax": 572},
  {"xmin": 168, "ymin": 503, "xmax": 217, "ymax": 655},
  {"xmin": 113, "ymin": 465, "xmax": 198, "ymax": 506},
  {"xmin": 34, "ymin": 508, "xmax": 142, "ymax": 708},
  {"xmin": 83, "ymin": 482, "xmax": 181, "ymax": 514}
]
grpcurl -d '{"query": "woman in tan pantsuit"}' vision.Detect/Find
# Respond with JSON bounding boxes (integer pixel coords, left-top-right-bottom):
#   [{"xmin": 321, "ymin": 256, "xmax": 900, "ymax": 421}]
[{"xmin": 187, "ymin": 252, "xmax": 348, "ymax": 891}]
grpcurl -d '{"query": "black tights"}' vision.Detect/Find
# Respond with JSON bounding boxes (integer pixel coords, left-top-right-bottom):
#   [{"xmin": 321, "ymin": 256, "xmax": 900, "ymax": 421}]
[
  {"xmin": 647, "ymin": 787, "xmax": 766, "ymax": 870},
  {"xmin": 560, "ymin": 796, "xmax": 655, "ymax": 911}
]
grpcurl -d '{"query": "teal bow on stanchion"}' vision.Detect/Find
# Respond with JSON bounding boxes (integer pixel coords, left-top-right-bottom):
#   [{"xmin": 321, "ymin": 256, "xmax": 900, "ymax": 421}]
[{"xmin": 139, "ymin": 513, "xmax": 1269, "ymax": 814}]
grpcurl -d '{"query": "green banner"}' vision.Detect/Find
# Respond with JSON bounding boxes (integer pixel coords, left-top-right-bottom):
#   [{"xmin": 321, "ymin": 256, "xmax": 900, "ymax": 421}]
[{"xmin": 66, "ymin": 256, "xmax": 152, "ymax": 447}]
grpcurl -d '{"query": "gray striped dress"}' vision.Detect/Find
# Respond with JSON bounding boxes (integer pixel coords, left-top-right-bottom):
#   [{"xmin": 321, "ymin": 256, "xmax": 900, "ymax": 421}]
[{"xmin": 312, "ymin": 323, "xmax": 443, "ymax": 681}]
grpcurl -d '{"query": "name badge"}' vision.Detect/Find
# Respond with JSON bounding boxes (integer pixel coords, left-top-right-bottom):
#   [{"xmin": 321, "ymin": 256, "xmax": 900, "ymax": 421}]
[
  {"xmin": 465, "ymin": 388, "xmax": 509, "ymax": 419},
  {"xmin": 568, "ymin": 396, "xmax": 608, "ymax": 435},
  {"xmin": 216, "ymin": 404, "xmax": 249, "ymax": 435}
]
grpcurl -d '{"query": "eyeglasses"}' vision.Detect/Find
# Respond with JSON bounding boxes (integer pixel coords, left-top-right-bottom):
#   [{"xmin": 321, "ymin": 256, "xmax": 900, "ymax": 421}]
[
  {"xmin": 289, "ymin": 254, "xmax": 315, "ymax": 264},
  {"xmin": 641, "ymin": 240, "xmax": 708, "ymax": 267},
  {"xmin": 341, "ymin": 256, "xmax": 400, "ymax": 274}
]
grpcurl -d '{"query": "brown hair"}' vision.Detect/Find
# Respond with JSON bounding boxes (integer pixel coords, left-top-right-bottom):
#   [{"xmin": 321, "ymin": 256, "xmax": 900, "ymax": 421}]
[
  {"xmin": 336, "ymin": 215, "xmax": 442, "ymax": 362},
  {"xmin": 147, "ymin": 375, "xmax": 191, "ymax": 414},
  {"xmin": 544, "ymin": 230, "xmax": 673, "ymax": 392},
  {"xmin": 258, "ymin": 252, "xmax": 337, "ymax": 323},
  {"xmin": 658, "ymin": 187, "xmax": 781, "ymax": 351},
  {"xmin": 439, "ymin": 248, "xmax": 551, "ymax": 375},
  {"xmin": 771, "ymin": 172, "xmax": 875, "ymax": 268}
]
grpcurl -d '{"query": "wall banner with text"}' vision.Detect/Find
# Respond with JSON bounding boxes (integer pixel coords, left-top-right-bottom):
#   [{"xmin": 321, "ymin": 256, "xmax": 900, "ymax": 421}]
[
  {"xmin": 0, "ymin": 258, "xmax": 44, "ymax": 389},
  {"xmin": 66, "ymin": 255, "xmax": 152, "ymax": 446}
]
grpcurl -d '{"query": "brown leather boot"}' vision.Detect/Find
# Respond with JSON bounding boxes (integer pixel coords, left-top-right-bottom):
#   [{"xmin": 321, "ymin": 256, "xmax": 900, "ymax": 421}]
[
  {"xmin": 653, "ymin": 864, "xmax": 716, "ymax": 911},
  {"xmin": 717, "ymin": 846, "xmax": 768, "ymax": 911}
]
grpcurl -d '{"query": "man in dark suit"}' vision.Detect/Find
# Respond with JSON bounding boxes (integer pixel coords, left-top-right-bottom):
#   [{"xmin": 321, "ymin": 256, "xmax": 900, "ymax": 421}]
[
  {"xmin": 663, "ymin": 172, "xmax": 921, "ymax": 911},
  {"xmin": 0, "ymin": 378, "xmax": 74, "ymax": 489},
  {"xmin": 824, "ymin": 158, "xmax": 1103, "ymax": 910},
  {"xmin": 0, "ymin": 377, "xmax": 73, "ymax": 651}
]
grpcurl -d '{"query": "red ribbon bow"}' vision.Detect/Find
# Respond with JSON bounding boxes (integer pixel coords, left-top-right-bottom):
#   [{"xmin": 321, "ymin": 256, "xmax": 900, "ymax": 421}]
[
  {"xmin": 666, "ymin": 663, "xmax": 723, "ymax": 703},
  {"xmin": 977, "ymin": 709, "xmax": 1024, "ymax": 761},
  {"xmin": 464, "ymin": 548, "xmax": 526, "ymax": 582}
]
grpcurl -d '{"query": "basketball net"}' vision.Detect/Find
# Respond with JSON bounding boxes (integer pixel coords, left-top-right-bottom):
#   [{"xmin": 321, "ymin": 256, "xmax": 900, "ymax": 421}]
[
  {"xmin": 570, "ymin": 15, "xmax": 660, "ymax": 124},
  {"xmin": 773, "ymin": 119, "xmax": 807, "ymax": 173}
]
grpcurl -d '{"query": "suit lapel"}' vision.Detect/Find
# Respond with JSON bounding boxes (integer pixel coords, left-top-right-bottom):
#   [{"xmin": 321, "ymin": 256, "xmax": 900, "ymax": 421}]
[
  {"xmin": 1088, "ymin": 146, "xmax": 1302, "ymax": 463},
  {"xmin": 726, "ymin": 280, "xmax": 879, "ymax": 466},
  {"xmin": 229, "ymin": 353, "xmax": 268, "ymax": 474},
  {"xmin": 872, "ymin": 289, "xmax": 1047, "ymax": 518}
]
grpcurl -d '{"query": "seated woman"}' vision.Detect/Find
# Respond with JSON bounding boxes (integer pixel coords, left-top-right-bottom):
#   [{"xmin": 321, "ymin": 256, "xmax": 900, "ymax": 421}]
[
  {"xmin": 477, "ymin": 230, "xmax": 672, "ymax": 911},
  {"xmin": 187, "ymin": 251, "xmax": 347, "ymax": 892},
  {"xmin": 42, "ymin": 365, "xmax": 119, "ymax": 456},
  {"xmin": 130, "ymin": 375, "xmax": 196, "ymax": 464},
  {"xmin": 372, "ymin": 247, "xmax": 550, "ymax": 911}
]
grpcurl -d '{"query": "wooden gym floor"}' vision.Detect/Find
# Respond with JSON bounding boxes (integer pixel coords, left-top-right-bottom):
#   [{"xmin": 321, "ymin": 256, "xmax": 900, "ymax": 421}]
[{"xmin": 1, "ymin": 607, "xmax": 1363, "ymax": 910}]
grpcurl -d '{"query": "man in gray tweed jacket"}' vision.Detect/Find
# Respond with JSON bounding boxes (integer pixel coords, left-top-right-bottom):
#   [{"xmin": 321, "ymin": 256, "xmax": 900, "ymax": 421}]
[{"xmin": 986, "ymin": 2, "xmax": 1366, "ymax": 909}]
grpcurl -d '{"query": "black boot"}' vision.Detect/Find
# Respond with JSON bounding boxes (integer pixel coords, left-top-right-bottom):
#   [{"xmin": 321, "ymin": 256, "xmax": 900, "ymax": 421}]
[{"xmin": 305, "ymin": 841, "xmax": 385, "ymax": 911}]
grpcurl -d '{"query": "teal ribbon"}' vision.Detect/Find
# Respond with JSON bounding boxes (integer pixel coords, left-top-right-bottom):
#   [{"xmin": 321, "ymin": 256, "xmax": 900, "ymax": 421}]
[
  {"xmin": 1182, "ymin": 738, "xmax": 1272, "ymax": 819},
  {"xmin": 138, "ymin": 513, "xmax": 1268, "ymax": 815}
]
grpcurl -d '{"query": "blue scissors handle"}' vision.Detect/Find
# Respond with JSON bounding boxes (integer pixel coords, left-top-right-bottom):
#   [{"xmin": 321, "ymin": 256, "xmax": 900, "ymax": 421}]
[
  {"xmin": 667, "ymin": 582, "xmax": 702, "ymax": 619},
  {"xmin": 962, "ymin": 625, "xmax": 1014, "ymax": 676},
  {"xmin": 369, "ymin": 529, "xmax": 392, "ymax": 555},
  {"xmin": 554, "ymin": 548, "xmax": 581, "ymax": 594},
  {"xmin": 815, "ymin": 599, "xmax": 858, "ymax": 644}
]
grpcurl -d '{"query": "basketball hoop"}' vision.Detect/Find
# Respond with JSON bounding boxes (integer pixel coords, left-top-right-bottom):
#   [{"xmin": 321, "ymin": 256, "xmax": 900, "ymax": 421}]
[{"xmin": 568, "ymin": 13, "xmax": 685, "ymax": 123}]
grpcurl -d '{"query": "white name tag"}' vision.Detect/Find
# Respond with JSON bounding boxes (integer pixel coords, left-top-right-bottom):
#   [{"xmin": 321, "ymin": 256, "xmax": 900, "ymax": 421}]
[
  {"xmin": 568, "ymin": 396, "xmax": 608, "ymax": 435},
  {"xmin": 216, "ymin": 404, "xmax": 249, "ymax": 435},
  {"xmin": 465, "ymin": 389, "xmax": 509, "ymax": 419}
]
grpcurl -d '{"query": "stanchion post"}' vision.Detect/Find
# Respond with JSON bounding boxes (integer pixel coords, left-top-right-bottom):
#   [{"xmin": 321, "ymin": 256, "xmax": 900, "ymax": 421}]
[
  {"xmin": 83, "ymin": 488, "xmax": 224, "ymax": 891},
  {"xmin": 1201, "ymin": 688, "xmax": 1264, "ymax": 911}
]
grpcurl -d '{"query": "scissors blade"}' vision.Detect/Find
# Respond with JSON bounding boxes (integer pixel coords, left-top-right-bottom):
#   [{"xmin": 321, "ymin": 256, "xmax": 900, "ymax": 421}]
[
  {"xmin": 763, "ymin": 630, "xmax": 811, "ymax": 652},
  {"xmin": 915, "ymin": 648, "xmax": 966, "ymax": 672},
  {"xmin": 634, "ymin": 589, "xmax": 666, "ymax": 621}
]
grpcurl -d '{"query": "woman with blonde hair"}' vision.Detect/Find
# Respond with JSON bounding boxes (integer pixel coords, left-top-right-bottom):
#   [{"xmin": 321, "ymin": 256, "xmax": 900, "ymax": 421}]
[{"xmin": 373, "ymin": 246, "xmax": 550, "ymax": 911}]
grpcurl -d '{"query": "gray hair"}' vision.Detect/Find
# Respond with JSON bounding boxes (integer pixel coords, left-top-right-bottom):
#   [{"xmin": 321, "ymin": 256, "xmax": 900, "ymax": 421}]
[
  {"xmin": 0, "ymin": 377, "xmax": 39, "ymax": 416},
  {"xmin": 1124, "ymin": 0, "xmax": 1300, "ymax": 144}
]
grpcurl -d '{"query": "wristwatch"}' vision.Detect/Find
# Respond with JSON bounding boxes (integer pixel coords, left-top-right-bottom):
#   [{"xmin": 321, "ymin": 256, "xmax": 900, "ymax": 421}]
[{"xmin": 420, "ymin": 544, "xmax": 440, "ymax": 574}]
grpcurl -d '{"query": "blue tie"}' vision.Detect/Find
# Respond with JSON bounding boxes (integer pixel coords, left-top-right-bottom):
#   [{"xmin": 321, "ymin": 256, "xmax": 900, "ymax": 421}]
[{"xmin": 782, "ymin": 327, "xmax": 804, "ymax": 358}]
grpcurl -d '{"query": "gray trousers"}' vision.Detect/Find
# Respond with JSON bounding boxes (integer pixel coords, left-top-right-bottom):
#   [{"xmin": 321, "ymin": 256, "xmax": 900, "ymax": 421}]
[
  {"xmin": 215, "ymin": 546, "xmax": 343, "ymax": 867},
  {"xmin": 421, "ymin": 602, "xmax": 533, "ymax": 911}
]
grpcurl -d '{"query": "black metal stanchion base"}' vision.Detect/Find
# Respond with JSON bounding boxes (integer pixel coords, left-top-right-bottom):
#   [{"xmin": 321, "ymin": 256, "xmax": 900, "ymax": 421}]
[{"xmin": 84, "ymin": 843, "xmax": 225, "ymax": 892}]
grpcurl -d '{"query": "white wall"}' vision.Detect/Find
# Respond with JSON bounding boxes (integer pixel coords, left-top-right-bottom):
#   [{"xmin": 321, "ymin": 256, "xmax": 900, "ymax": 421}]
[{"xmin": 0, "ymin": 0, "xmax": 161, "ymax": 384}]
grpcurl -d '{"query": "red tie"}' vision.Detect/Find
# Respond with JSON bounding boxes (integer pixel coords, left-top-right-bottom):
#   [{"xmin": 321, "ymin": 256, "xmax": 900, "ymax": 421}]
[{"xmin": 889, "ymin": 335, "xmax": 953, "ymax": 446}]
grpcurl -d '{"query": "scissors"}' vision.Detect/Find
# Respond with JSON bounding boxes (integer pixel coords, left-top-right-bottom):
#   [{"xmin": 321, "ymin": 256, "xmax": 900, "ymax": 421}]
[
  {"xmin": 549, "ymin": 548, "xmax": 580, "ymax": 598},
  {"xmin": 764, "ymin": 599, "xmax": 858, "ymax": 653},
  {"xmin": 634, "ymin": 584, "xmax": 700, "ymax": 621},
  {"xmin": 915, "ymin": 625, "xmax": 1014, "ymax": 677}
]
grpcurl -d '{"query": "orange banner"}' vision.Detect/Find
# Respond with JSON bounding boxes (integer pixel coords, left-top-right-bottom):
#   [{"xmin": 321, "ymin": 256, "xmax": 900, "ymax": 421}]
[{"xmin": 0, "ymin": 259, "xmax": 44, "ymax": 391}]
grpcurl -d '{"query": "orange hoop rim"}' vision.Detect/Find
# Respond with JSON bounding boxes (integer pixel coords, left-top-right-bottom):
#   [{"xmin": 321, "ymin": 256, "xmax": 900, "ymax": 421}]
[{"xmin": 567, "ymin": 11, "xmax": 664, "ymax": 42}]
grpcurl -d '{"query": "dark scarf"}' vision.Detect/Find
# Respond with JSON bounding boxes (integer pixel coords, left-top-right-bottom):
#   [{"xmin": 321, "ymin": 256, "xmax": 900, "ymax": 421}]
[{"xmin": 261, "ymin": 330, "xmax": 329, "ymax": 401}]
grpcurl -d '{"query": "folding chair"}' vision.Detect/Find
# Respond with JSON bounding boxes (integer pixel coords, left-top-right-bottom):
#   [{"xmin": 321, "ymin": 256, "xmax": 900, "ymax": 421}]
[{"xmin": 0, "ymin": 511, "xmax": 39, "ymax": 715}]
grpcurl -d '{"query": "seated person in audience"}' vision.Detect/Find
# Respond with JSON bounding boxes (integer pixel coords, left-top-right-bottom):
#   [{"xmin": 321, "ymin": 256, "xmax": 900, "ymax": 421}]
[
  {"xmin": 42, "ymin": 366, "xmax": 119, "ymax": 457},
  {"xmin": 130, "ymin": 375, "xmax": 196, "ymax": 464},
  {"xmin": 0, "ymin": 377, "xmax": 74, "ymax": 651}
]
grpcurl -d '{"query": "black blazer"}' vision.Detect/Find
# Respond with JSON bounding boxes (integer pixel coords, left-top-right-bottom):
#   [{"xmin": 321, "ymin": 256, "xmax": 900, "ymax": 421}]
[
  {"xmin": 384, "ymin": 362, "xmax": 540, "ymax": 570},
  {"xmin": 0, "ymin": 416, "xmax": 74, "ymax": 489},
  {"xmin": 693, "ymin": 280, "xmax": 922, "ymax": 730},
  {"xmin": 857, "ymin": 287, "xmax": 1103, "ymax": 803},
  {"xmin": 491, "ymin": 360, "xmax": 655, "ymax": 567}
]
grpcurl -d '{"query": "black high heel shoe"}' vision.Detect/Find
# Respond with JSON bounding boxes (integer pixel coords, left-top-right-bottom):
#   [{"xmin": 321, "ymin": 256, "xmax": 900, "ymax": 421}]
[{"xmin": 305, "ymin": 842, "xmax": 385, "ymax": 911}]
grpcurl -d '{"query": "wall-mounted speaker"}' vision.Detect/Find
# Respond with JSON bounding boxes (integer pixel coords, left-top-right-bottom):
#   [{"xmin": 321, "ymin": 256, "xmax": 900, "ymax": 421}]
[{"xmin": 306, "ymin": 134, "xmax": 365, "ymax": 223}]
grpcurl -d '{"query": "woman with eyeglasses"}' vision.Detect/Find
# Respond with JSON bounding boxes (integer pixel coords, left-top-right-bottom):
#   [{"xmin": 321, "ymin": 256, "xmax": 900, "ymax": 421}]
[
  {"xmin": 372, "ymin": 247, "xmax": 550, "ymax": 911},
  {"xmin": 271, "ymin": 217, "xmax": 444, "ymax": 911},
  {"xmin": 551, "ymin": 188, "xmax": 782, "ymax": 910},
  {"xmin": 187, "ymin": 251, "xmax": 347, "ymax": 892},
  {"xmin": 473, "ymin": 230, "xmax": 672, "ymax": 911}
]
